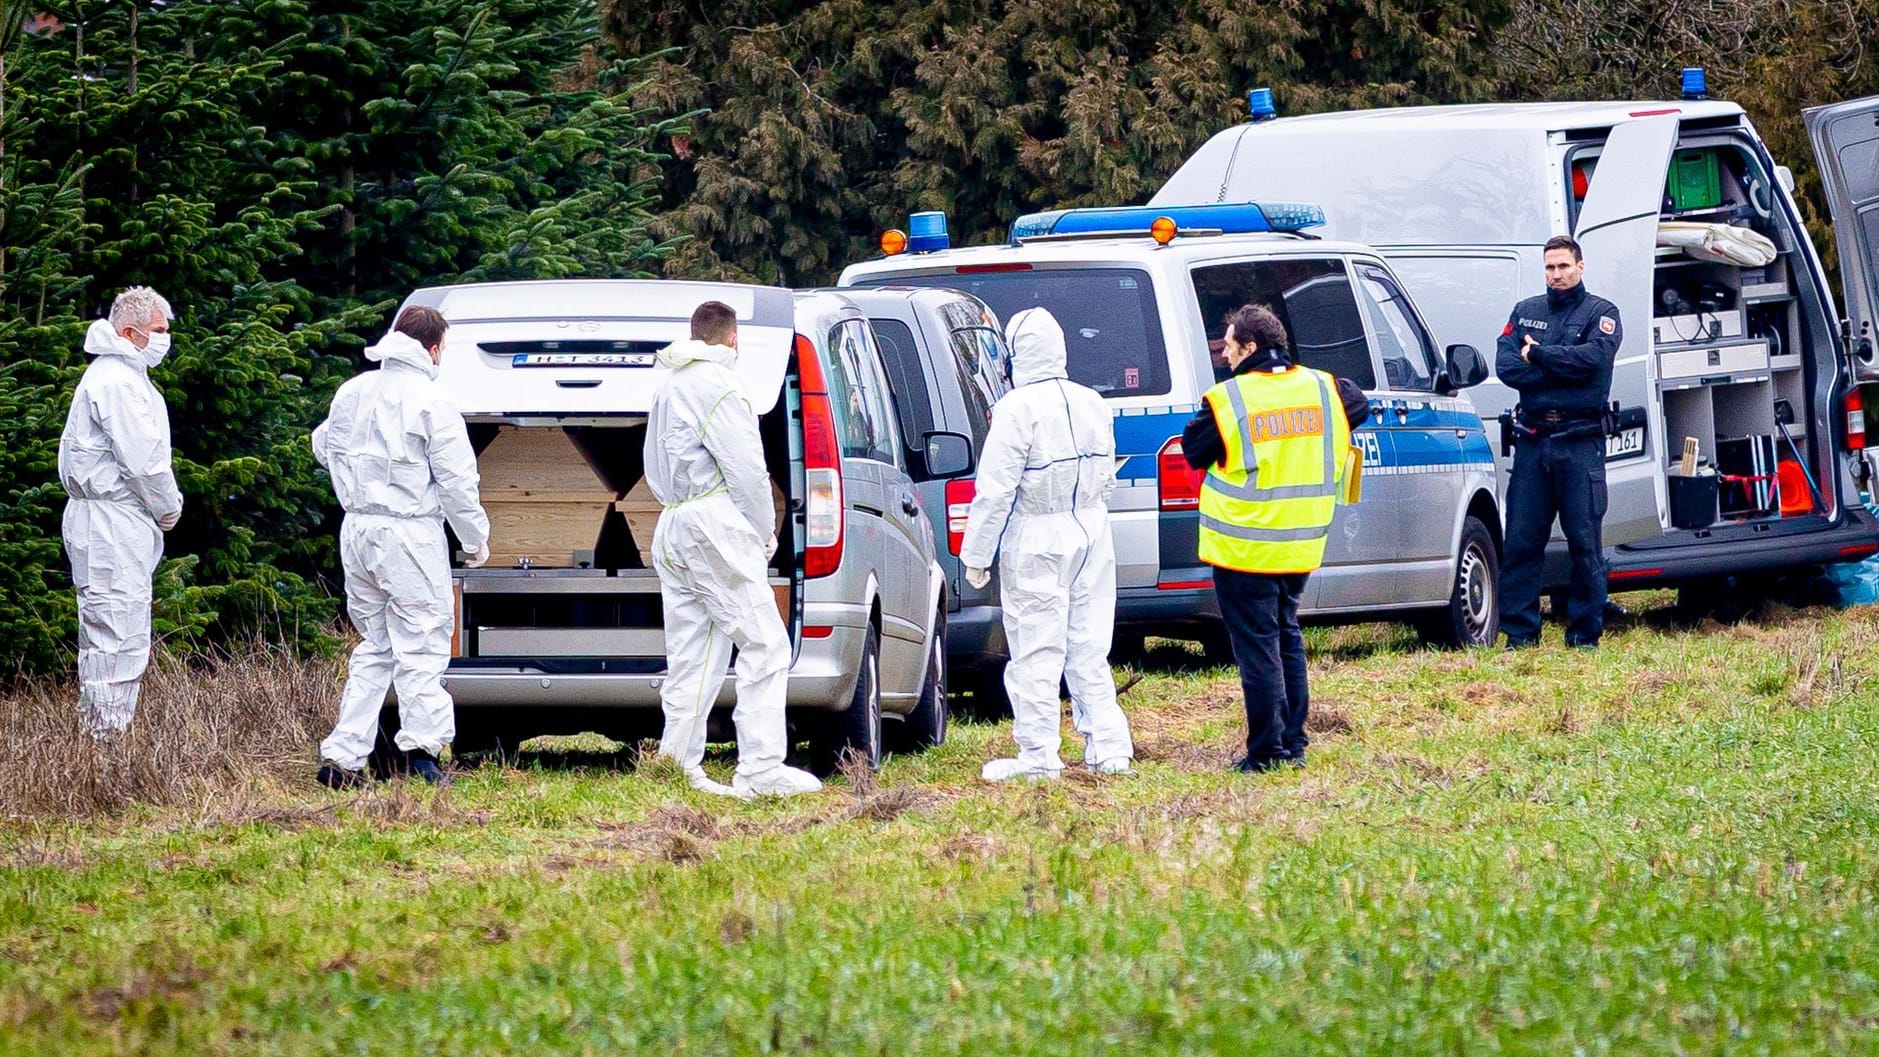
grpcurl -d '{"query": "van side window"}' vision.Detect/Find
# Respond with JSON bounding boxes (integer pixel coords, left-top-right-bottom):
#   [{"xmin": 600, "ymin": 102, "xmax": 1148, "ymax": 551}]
[
  {"xmin": 1190, "ymin": 257, "xmax": 1374, "ymax": 388},
  {"xmin": 869, "ymin": 318, "xmax": 936, "ymax": 455},
  {"xmin": 1355, "ymin": 264, "xmax": 1437, "ymax": 391},
  {"xmin": 950, "ymin": 327, "xmax": 1010, "ymax": 433},
  {"xmin": 829, "ymin": 320, "xmax": 902, "ymax": 466}
]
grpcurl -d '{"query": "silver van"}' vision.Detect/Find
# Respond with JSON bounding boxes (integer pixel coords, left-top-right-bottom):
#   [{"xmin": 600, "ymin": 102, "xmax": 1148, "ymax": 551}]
[
  {"xmin": 1153, "ymin": 79, "xmax": 1879, "ymax": 591},
  {"xmin": 835, "ymin": 287, "xmax": 1015, "ymax": 706},
  {"xmin": 840, "ymin": 209, "xmax": 1503, "ymax": 648},
  {"xmin": 395, "ymin": 280, "xmax": 954, "ymax": 771}
]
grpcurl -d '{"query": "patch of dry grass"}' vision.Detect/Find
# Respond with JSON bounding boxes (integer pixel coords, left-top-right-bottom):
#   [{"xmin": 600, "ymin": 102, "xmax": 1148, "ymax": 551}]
[{"xmin": 0, "ymin": 647, "xmax": 339, "ymax": 822}]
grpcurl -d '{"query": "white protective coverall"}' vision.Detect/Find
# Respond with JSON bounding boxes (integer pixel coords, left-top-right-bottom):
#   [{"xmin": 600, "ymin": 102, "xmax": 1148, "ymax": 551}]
[
  {"xmin": 645, "ymin": 338, "xmax": 819, "ymax": 797},
  {"xmin": 312, "ymin": 331, "xmax": 489, "ymax": 770},
  {"xmin": 59, "ymin": 320, "xmax": 184, "ymax": 738},
  {"xmin": 959, "ymin": 308, "xmax": 1135, "ymax": 779}
]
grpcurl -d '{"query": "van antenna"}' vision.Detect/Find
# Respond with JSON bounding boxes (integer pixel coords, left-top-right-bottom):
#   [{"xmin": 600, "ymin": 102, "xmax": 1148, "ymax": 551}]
[{"xmin": 1215, "ymin": 126, "xmax": 1251, "ymax": 203}]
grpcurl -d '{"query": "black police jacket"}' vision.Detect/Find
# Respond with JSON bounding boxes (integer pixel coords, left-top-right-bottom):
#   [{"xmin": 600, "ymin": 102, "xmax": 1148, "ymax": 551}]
[
  {"xmin": 1181, "ymin": 351, "xmax": 1370, "ymax": 470},
  {"xmin": 1494, "ymin": 283, "xmax": 1621, "ymax": 419}
]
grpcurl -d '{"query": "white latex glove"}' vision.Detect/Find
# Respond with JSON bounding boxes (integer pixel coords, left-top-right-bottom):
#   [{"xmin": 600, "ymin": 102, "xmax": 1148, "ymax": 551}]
[
  {"xmin": 463, "ymin": 542, "xmax": 491, "ymax": 569},
  {"xmin": 965, "ymin": 566, "xmax": 991, "ymax": 589},
  {"xmin": 764, "ymin": 534, "xmax": 778, "ymax": 561},
  {"xmin": 156, "ymin": 508, "xmax": 181, "ymax": 532}
]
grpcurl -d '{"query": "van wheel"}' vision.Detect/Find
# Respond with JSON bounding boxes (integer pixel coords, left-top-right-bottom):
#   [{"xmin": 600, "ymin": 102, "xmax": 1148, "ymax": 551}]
[
  {"xmin": 1418, "ymin": 516, "xmax": 1499, "ymax": 648},
  {"xmin": 812, "ymin": 624, "xmax": 883, "ymax": 775},
  {"xmin": 895, "ymin": 612, "xmax": 948, "ymax": 751}
]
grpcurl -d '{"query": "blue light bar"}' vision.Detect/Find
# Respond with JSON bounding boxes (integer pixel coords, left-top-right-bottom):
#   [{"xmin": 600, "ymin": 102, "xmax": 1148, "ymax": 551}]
[
  {"xmin": 1247, "ymin": 87, "xmax": 1277, "ymax": 122},
  {"xmin": 907, "ymin": 211, "xmax": 950, "ymax": 253},
  {"xmin": 1007, "ymin": 201, "xmax": 1325, "ymax": 243},
  {"xmin": 1681, "ymin": 67, "xmax": 1707, "ymax": 100}
]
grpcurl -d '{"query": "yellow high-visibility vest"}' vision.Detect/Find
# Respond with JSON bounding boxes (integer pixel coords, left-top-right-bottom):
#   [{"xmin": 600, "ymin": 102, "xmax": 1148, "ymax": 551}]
[{"xmin": 1198, "ymin": 365, "xmax": 1352, "ymax": 574}]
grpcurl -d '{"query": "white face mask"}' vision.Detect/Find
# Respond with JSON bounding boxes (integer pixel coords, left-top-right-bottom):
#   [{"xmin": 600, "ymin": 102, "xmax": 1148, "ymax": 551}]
[{"xmin": 140, "ymin": 331, "xmax": 172, "ymax": 367}]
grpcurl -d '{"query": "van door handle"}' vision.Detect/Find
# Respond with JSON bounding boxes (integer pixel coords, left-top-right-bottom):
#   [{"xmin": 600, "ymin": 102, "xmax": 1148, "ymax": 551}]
[
  {"xmin": 555, "ymin": 379, "xmax": 602, "ymax": 389},
  {"xmin": 900, "ymin": 492, "xmax": 920, "ymax": 517}
]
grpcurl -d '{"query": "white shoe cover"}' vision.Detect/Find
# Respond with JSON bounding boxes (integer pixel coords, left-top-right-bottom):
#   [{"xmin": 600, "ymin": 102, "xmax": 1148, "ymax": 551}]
[
  {"xmin": 1087, "ymin": 757, "xmax": 1135, "ymax": 776},
  {"xmin": 732, "ymin": 764, "xmax": 823, "ymax": 797},
  {"xmin": 981, "ymin": 758, "xmax": 1063, "ymax": 782},
  {"xmin": 686, "ymin": 767, "xmax": 754, "ymax": 799}
]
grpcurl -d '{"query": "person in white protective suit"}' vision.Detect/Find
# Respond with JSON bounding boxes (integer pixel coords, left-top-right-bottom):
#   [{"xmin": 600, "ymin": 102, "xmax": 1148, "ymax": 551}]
[
  {"xmin": 960, "ymin": 307, "xmax": 1135, "ymax": 781},
  {"xmin": 59, "ymin": 287, "xmax": 183, "ymax": 742},
  {"xmin": 645, "ymin": 301, "xmax": 821, "ymax": 799},
  {"xmin": 312, "ymin": 306, "xmax": 490, "ymax": 788}
]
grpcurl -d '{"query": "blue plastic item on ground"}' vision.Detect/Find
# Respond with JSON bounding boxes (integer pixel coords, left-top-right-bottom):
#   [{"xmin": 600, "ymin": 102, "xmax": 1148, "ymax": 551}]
[{"xmin": 1825, "ymin": 500, "xmax": 1879, "ymax": 606}]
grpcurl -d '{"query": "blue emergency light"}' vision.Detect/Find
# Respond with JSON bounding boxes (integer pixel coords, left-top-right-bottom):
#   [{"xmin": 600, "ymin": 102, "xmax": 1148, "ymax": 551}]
[
  {"xmin": 1247, "ymin": 87, "xmax": 1277, "ymax": 122},
  {"xmin": 1681, "ymin": 66, "xmax": 1707, "ymax": 100},
  {"xmin": 1007, "ymin": 201, "xmax": 1325, "ymax": 243},
  {"xmin": 907, "ymin": 211, "xmax": 951, "ymax": 253}
]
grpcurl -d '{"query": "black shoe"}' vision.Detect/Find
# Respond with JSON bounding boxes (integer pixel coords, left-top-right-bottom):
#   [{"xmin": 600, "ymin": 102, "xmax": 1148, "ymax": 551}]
[
  {"xmin": 1504, "ymin": 638, "xmax": 1540, "ymax": 652},
  {"xmin": 1285, "ymin": 752, "xmax": 1307, "ymax": 769},
  {"xmin": 317, "ymin": 763, "xmax": 368, "ymax": 790},
  {"xmin": 1565, "ymin": 638, "xmax": 1600, "ymax": 650},
  {"xmin": 1232, "ymin": 755, "xmax": 1285, "ymax": 774},
  {"xmin": 407, "ymin": 750, "xmax": 445, "ymax": 785}
]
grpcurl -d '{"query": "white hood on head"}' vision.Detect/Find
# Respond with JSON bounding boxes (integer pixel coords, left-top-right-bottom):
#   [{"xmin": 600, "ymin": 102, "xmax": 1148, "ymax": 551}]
[
  {"xmin": 1004, "ymin": 307, "xmax": 1068, "ymax": 387},
  {"xmin": 83, "ymin": 319, "xmax": 149, "ymax": 367},
  {"xmin": 365, "ymin": 330, "xmax": 439, "ymax": 378},
  {"xmin": 657, "ymin": 338, "xmax": 738, "ymax": 371}
]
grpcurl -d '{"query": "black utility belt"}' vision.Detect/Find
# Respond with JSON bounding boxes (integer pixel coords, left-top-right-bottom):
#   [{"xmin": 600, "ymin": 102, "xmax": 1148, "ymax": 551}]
[
  {"xmin": 1517, "ymin": 415, "xmax": 1602, "ymax": 434},
  {"xmin": 1498, "ymin": 403, "xmax": 1618, "ymax": 454}
]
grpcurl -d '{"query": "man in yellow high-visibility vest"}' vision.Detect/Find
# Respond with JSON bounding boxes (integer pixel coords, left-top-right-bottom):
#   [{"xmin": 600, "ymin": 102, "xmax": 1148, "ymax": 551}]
[{"xmin": 1181, "ymin": 304, "xmax": 1356, "ymax": 773}]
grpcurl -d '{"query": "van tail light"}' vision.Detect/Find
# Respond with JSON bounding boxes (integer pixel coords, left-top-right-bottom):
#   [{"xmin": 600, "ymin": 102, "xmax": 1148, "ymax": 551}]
[
  {"xmin": 944, "ymin": 478, "xmax": 976, "ymax": 555},
  {"xmin": 1158, "ymin": 437, "xmax": 1205, "ymax": 511},
  {"xmin": 797, "ymin": 334, "xmax": 845, "ymax": 577},
  {"xmin": 1847, "ymin": 387, "xmax": 1867, "ymax": 452}
]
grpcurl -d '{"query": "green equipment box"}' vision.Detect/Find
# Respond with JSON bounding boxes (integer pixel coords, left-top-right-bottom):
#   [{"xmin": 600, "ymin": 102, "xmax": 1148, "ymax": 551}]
[{"xmin": 1667, "ymin": 149, "xmax": 1722, "ymax": 211}]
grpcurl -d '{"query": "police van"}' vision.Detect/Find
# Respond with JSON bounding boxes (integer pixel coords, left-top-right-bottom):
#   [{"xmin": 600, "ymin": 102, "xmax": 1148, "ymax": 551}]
[
  {"xmin": 1150, "ymin": 75, "xmax": 1879, "ymax": 592},
  {"xmin": 839, "ymin": 205, "xmax": 1504, "ymax": 649}
]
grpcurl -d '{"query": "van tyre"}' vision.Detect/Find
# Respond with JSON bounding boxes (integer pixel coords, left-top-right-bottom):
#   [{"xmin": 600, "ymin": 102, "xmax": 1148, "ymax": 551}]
[
  {"xmin": 1419, "ymin": 515, "xmax": 1499, "ymax": 648},
  {"xmin": 895, "ymin": 612, "xmax": 948, "ymax": 751},
  {"xmin": 812, "ymin": 624, "xmax": 883, "ymax": 775}
]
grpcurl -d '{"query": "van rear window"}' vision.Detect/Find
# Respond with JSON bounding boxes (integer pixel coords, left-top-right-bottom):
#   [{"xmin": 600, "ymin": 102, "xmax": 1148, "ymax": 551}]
[{"xmin": 854, "ymin": 268, "xmax": 1168, "ymax": 398}]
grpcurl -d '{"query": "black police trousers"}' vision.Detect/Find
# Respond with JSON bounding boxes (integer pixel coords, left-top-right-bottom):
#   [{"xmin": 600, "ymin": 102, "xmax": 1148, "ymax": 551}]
[
  {"xmin": 1214, "ymin": 567, "xmax": 1311, "ymax": 764},
  {"xmin": 1502, "ymin": 433, "xmax": 1608, "ymax": 647}
]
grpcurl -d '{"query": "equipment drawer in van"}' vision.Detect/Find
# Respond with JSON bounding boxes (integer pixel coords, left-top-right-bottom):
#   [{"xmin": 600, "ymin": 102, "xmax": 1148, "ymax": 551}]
[{"xmin": 1659, "ymin": 340, "xmax": 1768, "ymax": 383}]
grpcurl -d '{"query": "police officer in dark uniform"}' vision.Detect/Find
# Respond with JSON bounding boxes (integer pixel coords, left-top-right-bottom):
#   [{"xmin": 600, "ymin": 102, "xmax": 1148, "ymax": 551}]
[{"xmin": 1497, "ymin": 234, "xmax": 1623, "ymax": 649}]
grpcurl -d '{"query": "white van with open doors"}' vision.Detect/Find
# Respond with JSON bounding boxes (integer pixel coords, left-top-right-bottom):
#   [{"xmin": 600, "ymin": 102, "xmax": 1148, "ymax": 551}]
[
  {"xmin": 1153, "ymin": 80, "xmax": 1879, "ymax": 590},
  {"xmin": 394, "ymin": 280, "xmax": 953, "ymax": 772}
]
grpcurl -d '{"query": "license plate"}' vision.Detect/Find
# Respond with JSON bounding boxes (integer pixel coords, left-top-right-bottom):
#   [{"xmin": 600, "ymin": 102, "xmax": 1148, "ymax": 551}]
[
  {"xmin": 1607, "ymin": 426, "xmax": 1644, "ymax": 458},
  {"xmin": 511, "ymin": 353, "xmax": 654, "ymax": 368}
]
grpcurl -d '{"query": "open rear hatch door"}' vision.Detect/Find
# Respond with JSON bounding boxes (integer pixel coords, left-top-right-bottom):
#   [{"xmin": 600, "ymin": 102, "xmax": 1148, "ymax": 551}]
[
  {"xmin": 1574, "ymin": 113, "xmax": 1678, "ymax": 541},
  {"xmin": 1804, "ymin": 95, "xmax": 1879, "ymax": 380}
]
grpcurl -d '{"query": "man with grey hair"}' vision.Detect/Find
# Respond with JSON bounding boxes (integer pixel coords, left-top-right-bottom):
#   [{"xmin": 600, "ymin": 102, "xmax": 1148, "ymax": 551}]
[{"xmin": 59, "ymin": 286, "xmax": 183, "ymax": 741}]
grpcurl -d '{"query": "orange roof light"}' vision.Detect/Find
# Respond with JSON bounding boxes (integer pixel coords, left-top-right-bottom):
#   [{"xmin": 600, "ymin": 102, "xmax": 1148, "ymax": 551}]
[
  {"xmin": 1149, "ymin": 216, "xmax": 1178, "ymax": 245},
  {"xmin": 880, "ymin": 229, "xmax": 909, "ymax": 255}
]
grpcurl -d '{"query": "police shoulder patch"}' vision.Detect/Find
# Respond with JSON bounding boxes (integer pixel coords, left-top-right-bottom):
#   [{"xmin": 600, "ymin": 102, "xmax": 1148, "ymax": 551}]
[{"xmin": 1599, "ymin": 316, "xmax": 1616, "ymax": 335}]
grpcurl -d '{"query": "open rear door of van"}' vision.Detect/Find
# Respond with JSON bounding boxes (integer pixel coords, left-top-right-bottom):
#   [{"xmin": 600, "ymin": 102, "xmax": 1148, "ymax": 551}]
[
  {"xmin": 1574, "ymin": 114, "xmax": 1678, "ymax": 542},
  {"xmin": 1805, "ymin": 95, "xmax": 1879, "ymax": 379}
]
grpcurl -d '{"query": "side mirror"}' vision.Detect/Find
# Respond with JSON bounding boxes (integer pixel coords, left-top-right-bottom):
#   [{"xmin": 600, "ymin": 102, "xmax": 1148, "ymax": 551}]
[
  {"xmin": 923, "ymin": 431, "xmax": 973, "ymax": 479},
  {"xmin": 1775, "ymin": 165, "xmax": 1796, "ymax": 194},
  {"xmin": 1443, "ymin": 344, "xmax": 1489, "ymax": 390}
]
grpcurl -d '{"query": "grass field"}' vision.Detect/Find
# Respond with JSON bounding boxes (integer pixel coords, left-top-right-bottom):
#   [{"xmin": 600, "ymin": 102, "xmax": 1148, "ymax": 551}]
[{"xmin": 7, "ymin": 594, "xmax": 1879, "ymax": 1054}]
